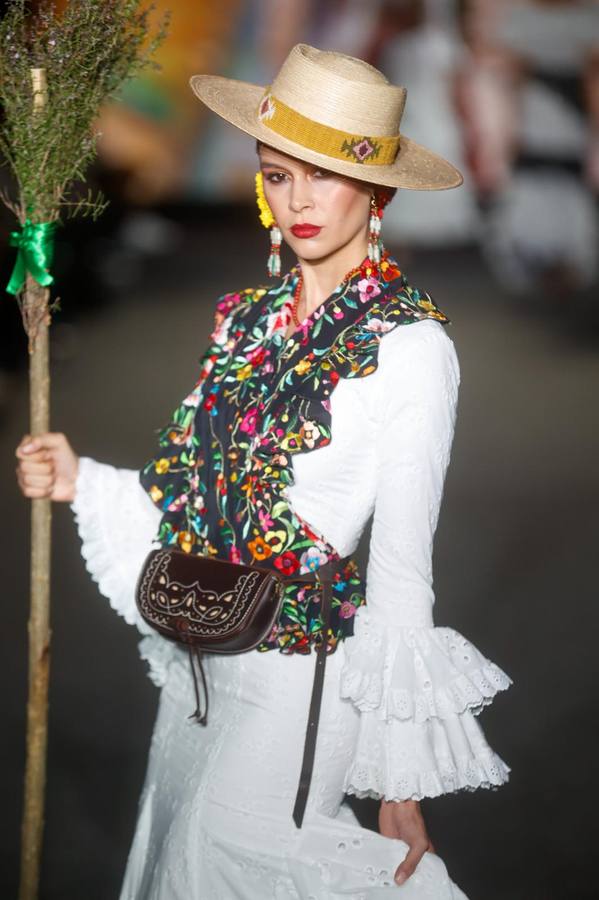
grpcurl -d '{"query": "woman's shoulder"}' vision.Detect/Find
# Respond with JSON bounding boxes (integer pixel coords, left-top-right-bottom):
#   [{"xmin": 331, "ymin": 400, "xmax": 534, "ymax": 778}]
[
  {"xmin": 375, "ymin": 317, "xmax": 460, "ymax": 393},
  {"xmin": 378, "ymin": 316, "xmax": 458, "ymax": 362}
]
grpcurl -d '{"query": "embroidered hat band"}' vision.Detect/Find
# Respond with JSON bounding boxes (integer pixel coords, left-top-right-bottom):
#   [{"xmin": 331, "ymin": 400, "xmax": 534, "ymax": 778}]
[{"xmin": 257, "ymin": 89, "xmax": 401, "ymax": 167}]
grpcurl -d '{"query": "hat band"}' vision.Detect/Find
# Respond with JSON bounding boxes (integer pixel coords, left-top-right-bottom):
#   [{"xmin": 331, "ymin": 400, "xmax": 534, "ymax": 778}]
[{"xmin": 257, "ymin": 90, "xmax": 400, "ymax": 167}]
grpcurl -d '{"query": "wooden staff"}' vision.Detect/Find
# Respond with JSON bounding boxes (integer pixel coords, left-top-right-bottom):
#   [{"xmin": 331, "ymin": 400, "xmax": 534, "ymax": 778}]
[{"xmin": 19, "ymin": 66, "xmax": 52, "ymax": 900}]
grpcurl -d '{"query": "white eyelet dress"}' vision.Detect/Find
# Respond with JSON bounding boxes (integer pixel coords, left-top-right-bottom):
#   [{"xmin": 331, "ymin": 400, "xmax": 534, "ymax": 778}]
[{"xmin": 70, "ymin": 317, "xmax": 513, "ymax": 899}]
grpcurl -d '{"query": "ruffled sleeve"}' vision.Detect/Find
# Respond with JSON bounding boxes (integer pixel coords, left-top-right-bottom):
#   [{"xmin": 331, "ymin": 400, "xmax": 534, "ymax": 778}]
[
  {"xmin": 69, "ymin": 456, "xmax": 179, "ymax": 686},
  {"xmin": 340, "ymin": 319, "xmax": 513, "ymax": 801}
]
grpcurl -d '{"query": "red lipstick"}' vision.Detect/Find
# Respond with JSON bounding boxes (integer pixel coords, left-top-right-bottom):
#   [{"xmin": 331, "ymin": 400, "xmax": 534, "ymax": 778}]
[{"xmin": 290, "ymin": 224, "xmax": 322, "ymax": 238}]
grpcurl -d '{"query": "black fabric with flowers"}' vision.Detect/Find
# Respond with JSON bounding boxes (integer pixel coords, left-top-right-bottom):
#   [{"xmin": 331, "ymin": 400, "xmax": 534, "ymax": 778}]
[{"xmin": 139, "ymin": 253, "xmax": 451, "ymax": 655}]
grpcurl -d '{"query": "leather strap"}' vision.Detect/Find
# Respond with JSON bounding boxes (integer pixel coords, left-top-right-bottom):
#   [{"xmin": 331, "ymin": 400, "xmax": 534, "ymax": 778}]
[
  {"xmin": 185, "ymin": 553, "xmax": 352, "ymax": 830},
  {"xmin": 291, "ymin": 555, "xmax": 351, "ymax": 828}
]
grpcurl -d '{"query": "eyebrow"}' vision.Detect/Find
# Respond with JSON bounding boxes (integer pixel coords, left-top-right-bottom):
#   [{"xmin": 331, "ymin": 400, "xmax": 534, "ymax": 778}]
[{"xmin": 259, "ymin": 160, "xmax": 294, "ymax": 172}]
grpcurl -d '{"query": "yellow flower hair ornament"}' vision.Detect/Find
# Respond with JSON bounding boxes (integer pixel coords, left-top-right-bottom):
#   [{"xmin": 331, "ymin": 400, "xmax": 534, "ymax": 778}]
[{"xmin": 255, "ymin": 172, "xmax": 275, "ymax": 229}]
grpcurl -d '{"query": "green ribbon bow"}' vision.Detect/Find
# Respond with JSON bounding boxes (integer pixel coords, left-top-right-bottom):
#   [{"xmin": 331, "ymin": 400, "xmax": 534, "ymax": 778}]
[{"xmin": 6, "ymin": 218, "xmax": 55, "ymax": 295}]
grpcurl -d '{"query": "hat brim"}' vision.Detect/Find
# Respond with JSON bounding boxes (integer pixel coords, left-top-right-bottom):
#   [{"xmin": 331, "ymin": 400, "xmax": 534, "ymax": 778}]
[{"xmin": 190, "ymin": 74, "xmax": 463, "ymax": 191}]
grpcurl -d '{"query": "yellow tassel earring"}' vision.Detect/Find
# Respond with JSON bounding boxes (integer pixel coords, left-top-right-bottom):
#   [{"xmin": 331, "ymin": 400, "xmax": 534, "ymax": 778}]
[{"xmin": 255, "ymin": 172, "xmax": 282, "ymax": 277}]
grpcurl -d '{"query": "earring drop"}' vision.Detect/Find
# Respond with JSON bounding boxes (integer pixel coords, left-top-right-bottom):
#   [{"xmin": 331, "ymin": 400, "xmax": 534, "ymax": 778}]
[
  {"xmin": 255, "ymin": 172, "xmax": 282, "ymax": 277},
  {"xmin": 267, "ymin": 224, "xmax": 282, "ymax": 277},
  {"xmin": 368, "ymin": 195, "xmax": 383, "ymax": 265}
]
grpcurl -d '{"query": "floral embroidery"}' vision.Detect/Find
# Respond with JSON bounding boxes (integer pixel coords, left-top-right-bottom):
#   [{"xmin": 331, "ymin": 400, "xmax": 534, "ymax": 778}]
[
  {"xmin": 139, "ymin": 253, "xmax": 451, "ymax": 654},
  {"xmin": 357, "ymin": 276, "xmax": 381, "ymax": 303}
]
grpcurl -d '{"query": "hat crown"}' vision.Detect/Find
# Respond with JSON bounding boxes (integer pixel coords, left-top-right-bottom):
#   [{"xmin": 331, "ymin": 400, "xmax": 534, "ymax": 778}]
[{"xmin": 270, "ymin": 44, "xmax": 407, "ymax": 138}]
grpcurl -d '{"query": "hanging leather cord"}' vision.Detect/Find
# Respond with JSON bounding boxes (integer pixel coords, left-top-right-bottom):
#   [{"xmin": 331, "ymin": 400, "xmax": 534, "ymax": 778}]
[{"xmin": 187, "ymin": 644, "xmax": 209, "ymax": 725}]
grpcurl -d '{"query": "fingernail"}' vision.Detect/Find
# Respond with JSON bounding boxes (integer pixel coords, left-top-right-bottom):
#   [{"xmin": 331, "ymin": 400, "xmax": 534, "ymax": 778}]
[
  {"xmin": 395, "ymin": 873, "xmax": 407, "ymax": 885},
  {"xmin": 22, "ymin": 442, "xmax": 33, "ymax": 451}
]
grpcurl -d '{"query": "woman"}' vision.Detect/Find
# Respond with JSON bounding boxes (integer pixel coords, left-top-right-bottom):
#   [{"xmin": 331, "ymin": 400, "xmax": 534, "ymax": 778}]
[{"xmin": 15, "ymin": 44, "xmax": 512, "ymax": 899}]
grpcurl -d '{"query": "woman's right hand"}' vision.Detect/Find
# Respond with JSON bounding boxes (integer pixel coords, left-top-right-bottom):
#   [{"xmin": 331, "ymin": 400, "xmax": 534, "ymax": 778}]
[{"xmin": 15, "ymin": 432, "xmax": 80, "ymax": 503}]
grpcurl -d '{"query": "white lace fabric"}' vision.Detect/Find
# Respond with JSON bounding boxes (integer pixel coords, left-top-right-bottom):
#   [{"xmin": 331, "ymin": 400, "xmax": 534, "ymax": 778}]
[
  {"xmin": 70, "ymin": 318, "xmax": 513, "ymax": 807},
  {"xmin": 115, "ymin": 645, "xmax": 470, "ymax": 898},
  {"xmin": 69, "ymin": 454, "xmax": 177, "ymax": 685}
]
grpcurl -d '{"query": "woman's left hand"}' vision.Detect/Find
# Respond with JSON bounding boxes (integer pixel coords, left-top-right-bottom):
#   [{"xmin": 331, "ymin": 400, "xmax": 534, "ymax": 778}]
[{"xmin": 378, "ymin": 798, "xmax": 436, "ymax": 886}]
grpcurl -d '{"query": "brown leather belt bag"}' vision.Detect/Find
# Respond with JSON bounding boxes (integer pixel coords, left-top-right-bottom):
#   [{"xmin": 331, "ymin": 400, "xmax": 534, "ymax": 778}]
[{"xmin": 135, "ymin": 548, "xmax": 351, "ymax": 828}]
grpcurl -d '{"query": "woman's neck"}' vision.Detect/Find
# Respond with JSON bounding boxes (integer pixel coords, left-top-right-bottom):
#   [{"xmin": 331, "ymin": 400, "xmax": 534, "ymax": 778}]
[{"xmin": 296, "ymin": 231, "xmax": 369, "ymax": 319}]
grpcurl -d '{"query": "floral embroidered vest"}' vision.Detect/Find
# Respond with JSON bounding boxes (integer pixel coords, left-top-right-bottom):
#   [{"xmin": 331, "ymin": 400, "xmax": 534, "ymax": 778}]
[{"xmin": 139, "ymin": 253, "xmax": 450, "ymax": 655}]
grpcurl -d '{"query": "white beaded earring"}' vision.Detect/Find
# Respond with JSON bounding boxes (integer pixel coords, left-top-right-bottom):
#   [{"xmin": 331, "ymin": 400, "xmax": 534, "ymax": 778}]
[
  {"xmin": 367, "ymin": 195, "xmax": 383, "ymax": 265},
  {"xmin": 267, "ymin": 224, "xmax": 282, "ymax": 277}
]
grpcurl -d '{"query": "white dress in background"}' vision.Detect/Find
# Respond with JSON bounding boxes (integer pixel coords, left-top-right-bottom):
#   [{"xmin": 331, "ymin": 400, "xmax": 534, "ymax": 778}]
[
  {"xmin": 481, "ymin": 1, "xmax": 599, "ymax": 292},
  {"xmin": 70, "ymin": 318, "xmax": 513, "ymax": 899},
  {"xmin": 378, "ymin": 0, "xmax": 479, "ymax": 246}
]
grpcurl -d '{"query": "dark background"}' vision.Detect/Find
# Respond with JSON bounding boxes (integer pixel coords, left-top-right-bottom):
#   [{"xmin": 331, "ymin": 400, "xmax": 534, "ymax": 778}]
[{"xmin": 2, "ymin": 1, "xmax": 599, "ymax": 898}]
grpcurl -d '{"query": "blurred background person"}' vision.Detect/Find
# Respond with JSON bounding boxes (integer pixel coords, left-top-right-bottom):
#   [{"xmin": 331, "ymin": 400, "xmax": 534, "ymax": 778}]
[
  {"xmin": 365, "ymin": 0, "xmax": 480, "ymax": 248},
  {"xmin": 456, "ymin": 0, "xmax": 599, "ymax": 301},
  {"xmin": 189, "ymin": 0, "xmax": 314, "ymax": 200}
]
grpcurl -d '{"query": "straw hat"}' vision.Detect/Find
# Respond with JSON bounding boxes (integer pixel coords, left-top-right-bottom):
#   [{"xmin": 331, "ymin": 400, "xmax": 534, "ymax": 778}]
[{"xmin": 189, "ymin": 43, "xmax": 463, "ymax": 191}]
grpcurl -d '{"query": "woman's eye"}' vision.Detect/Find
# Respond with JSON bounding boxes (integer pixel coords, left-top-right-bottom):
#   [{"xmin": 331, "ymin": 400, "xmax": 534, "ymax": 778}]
[{"xmin": 263, "ymin": 169, "xmax": 330, "ymax": 183}]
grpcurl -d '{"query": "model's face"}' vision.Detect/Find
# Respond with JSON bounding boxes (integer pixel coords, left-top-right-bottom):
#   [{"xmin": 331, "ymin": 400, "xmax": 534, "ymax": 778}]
[{"xmin": 258, "ymin": 145, "xmax": 372, "ymax": 263}]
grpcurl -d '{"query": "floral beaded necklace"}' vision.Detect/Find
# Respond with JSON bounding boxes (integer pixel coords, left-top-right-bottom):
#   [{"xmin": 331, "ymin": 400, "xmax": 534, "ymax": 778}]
[{"xmin": 139, "ymin": 252, "xmax": 451, "ymax": 655}]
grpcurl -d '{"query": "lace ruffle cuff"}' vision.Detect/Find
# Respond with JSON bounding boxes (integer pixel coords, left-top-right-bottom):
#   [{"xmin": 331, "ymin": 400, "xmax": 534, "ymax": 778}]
[
  {"xmin": 340, "ymin": 607, "xmax": 512, "ymax": 722},
  {"xmin": 340, "ymin": 607, "xmax": 513, "ymax": 800},
  {"xmin": 342, "ymin": 707, "xmax": 512, "ymax": 801}
]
